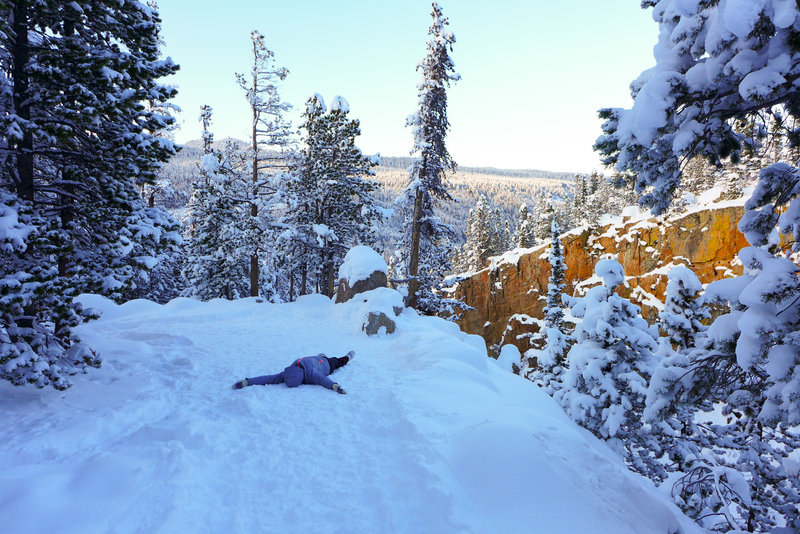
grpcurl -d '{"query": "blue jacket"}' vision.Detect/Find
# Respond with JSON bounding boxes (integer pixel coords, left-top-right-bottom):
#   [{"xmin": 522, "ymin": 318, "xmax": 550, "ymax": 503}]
[{"xmin": 248, "ymin": 354, "xmax": 335, "ymax": 390}]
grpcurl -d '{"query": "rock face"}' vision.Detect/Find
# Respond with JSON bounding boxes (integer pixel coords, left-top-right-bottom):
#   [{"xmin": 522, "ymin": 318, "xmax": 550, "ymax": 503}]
[
  {"xmin": 453, "ymin": 205, "xmax": 749, "ymax": 352},
  {"xmin": 336, "ymin": 270, "xmax": 388, "ymax": 303}
]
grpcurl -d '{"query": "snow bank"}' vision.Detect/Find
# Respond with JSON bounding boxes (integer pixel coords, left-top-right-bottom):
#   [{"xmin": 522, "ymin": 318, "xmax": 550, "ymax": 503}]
[{"xmin": 0, "ymin": 295, "xmax": 702, "ymax": 534}]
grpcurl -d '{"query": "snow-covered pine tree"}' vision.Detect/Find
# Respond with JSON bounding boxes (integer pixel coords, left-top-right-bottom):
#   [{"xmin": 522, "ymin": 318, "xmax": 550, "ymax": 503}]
[
  {"xmin": 1, "ymin": 0, "xmax": 178, "ymax": 389},
  {"xmin": 529, "ymin": 220, "xmax": 569, "ymax": 394},
  {"xmin": 555, "ymin": 259, "xmax": 662, "ymax": 480},
  {"xmin": 572, "ymin": 174, "xmax": 589, "ymax": 226},
  {"xmin": 669, "ymin": 163, "xmax": 800, "ymax": 532},
  {"xmin": 281, "ymin": 94, "xmax": 326, "ymax": 299},
  {"xmin": 125, "ymin": 206, "xmax": 185, "ymax": 304},
  {"xmin": 401, "ymin": 2, "xmax": 460, "ymax": 312},
  {"xmin": 534, "ymin": 193, "xmax": 556, "ymax": 241},
  {"xmin": 200, "ymin": 104, "xmax": 214, "ymax": 153},
  {"xmin": 658, "ymin": 265, "xmax": 708, "ymax": 352},
  {"xmin": 647, "ymin": 242, "xmax": 800, "ymax": 531},
  {"xmin": 643, "ymin": 265, "xmax": 709, "ymax": 490},
  {"xmin": 463, "ymin": 194, "xmax": 507, "ymax": 271},
  {"xmin": 514, "ymin": 203, "xmax": 536, "ymax": 249},
  {"xmin": 450, "ymin": 246, "xmax": 464, "ymax": 274},
  {"xmin": 236, "ymin": 30, "xmax": 292, "ymax": 297},
  {"xmin": 283, "ymin": 94, "xmax": 380, "ymax": 298},
  {"xmin": 596, "ymin": 2, "xmax": 800, "ymax": 529},
  {"xmin": 595, "ymin": 0, "xmax": 800, "ymax": 216},
  {"xmin": 488, "ymin": 203, "xmax": 509, "ymax": 256},
  {"xmin": 580, "ymin": 171, "xmax": 606, "ymax": 229},
  {"xmin": 184, "ymin": 110, "xmax": 249, "ymax": 300}
]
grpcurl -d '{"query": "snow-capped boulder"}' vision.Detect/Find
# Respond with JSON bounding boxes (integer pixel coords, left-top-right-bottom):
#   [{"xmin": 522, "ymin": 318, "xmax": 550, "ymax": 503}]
[
  {"xmin": 335, "ymin": 246, "xmax": 389, "ymax": 303},
  {"xmin": 347, "ymin": 287, "xmax": 403, "ymax": 336},
  {"xmin": 496, "ymin": 344, "xmax": 521, "ymax": 372}
]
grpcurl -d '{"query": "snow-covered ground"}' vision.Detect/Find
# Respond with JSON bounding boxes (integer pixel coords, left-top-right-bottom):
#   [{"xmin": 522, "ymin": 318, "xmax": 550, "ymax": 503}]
[{"xmin": 0, "ymin": 291, "xmax": 702, "ymax": 534}]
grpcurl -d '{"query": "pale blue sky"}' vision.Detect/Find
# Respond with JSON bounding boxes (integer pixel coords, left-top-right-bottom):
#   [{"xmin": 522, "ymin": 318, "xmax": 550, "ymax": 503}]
[{"xmin": 157, "ymin": 1, "xmax": 656, "ymax": 173}]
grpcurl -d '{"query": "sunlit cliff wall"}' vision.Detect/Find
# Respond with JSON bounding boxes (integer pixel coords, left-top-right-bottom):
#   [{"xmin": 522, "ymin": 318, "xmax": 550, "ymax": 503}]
[{"xmin": 453, "ymin": 205, "xmax": 748, "ymax": 352}]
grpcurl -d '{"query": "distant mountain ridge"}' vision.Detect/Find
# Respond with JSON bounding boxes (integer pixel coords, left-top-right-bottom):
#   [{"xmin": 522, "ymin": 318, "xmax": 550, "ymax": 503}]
[{"xmin": 377, "ymin": 156, "xmax": 575, "ymax": 181}]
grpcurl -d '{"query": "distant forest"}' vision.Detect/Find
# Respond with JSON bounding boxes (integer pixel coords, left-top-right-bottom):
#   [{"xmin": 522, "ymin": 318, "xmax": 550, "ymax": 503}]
[{"xmin": 154, "ymin": 139, "xmax": 575, "ymax": 251}]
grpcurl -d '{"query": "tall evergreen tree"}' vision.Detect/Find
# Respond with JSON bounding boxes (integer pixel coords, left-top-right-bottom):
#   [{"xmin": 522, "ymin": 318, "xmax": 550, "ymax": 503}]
[
  {"xmin": 534, "ymin": 193, "xmax": 557, "ymax": 241},
  {"xmin": 529, "ymin": 220, "xmax": 569, "ymax": 394},
  {"xmin": 572, "ymin": 174, "xmax": 589, "ymax": 225},
  {"xmin": 236, "ymin": 30, "xmax": 292, "ymax": 297},
  {"xmin": 1, "ymin": 0, "xmax": 179, "ymax": 389},
  {"xmin": 514, "ymin": 203, "xmax": 536, "ymax": 249},
  {"xmin": 283, "ymin": 94, "xmax": 380, "ymax": 298},
  {"xmin": 401, "ymin": 2, "xmax": 460, "ymax": 312},
  {"xmin": 462, "ymin": 194, "xmax": 507, "ymax": 271},
  {"xmin": 184, "ymin": 109, "xmax": 249, "ymax": 300}
]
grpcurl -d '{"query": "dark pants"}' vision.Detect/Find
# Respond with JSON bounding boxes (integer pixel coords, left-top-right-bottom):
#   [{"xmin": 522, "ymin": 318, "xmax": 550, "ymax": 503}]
[{"xmin": 325, "ymin": 356, "xmax": 350, "ymax": 373}]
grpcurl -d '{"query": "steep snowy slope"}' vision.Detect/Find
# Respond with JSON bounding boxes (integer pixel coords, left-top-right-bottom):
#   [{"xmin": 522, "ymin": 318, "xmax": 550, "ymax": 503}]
[{"xmin": 0, "ymin": 291, "xmax": 701, "ymax": 534}]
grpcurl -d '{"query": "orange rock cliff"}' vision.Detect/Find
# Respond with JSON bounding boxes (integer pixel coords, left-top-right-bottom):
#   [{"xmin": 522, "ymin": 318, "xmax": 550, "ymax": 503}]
[{"xmin": 451, "ymin": 204, "xmax": 749, "ymax": 353}]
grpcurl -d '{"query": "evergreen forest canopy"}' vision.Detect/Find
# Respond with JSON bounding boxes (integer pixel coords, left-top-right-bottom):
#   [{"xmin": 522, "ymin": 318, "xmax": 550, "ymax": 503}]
[{"xmin": 1, "ymin": 1, "xmax": 799, "ymax": 532}]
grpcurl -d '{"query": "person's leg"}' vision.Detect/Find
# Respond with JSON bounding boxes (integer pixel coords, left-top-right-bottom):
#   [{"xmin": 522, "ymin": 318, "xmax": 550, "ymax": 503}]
[
  {"xmin": 247, "ymin": 372, "xmax": 285, "ymax": 386},
  {"xmin": 324, "ymin": 356, "xmax": 350, "ymax": 373}
]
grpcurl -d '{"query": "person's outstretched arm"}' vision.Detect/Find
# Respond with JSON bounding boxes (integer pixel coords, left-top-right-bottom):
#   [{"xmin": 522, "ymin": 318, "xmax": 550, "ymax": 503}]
[{"xmin": 305, "ymin": 370, "xmax": 347, "ymax": 393}]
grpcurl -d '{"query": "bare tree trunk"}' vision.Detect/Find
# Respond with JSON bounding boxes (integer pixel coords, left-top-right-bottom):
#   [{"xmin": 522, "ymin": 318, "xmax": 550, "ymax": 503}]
[
  {"xmin": 12, "ymin": 1, "xmax": 36, "ymax": 334},
  {"xmin": 326, "ymin": 252, "xmax": 335, "ymax": 297},
  {"xmin": 12, "ymin": 0, "xmax": 33, "ymax": 203},
  {"xmin": 249, "ymin": 103, "xmax": 259, "ymax": 297},
  {"xmin": 301, "ymin": 263, "xmax": 307, "ymax": 296},
  {"xmin": 406, "ymin": 188, "xmax": 424, "ymax": 309}
]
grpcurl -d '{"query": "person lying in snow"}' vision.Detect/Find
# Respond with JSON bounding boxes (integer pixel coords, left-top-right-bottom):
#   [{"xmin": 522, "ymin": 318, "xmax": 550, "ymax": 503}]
[{"xmin": 232, "ymin": 351, "xmax": 354, "ymax": 394}]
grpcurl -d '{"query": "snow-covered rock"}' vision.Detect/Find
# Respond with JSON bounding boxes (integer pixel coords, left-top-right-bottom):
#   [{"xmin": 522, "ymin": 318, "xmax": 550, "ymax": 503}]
[
  {"xmin": 335, "ymin": 246, "xmax": 389, "ymax": 303},
  {"xmin": 496, "ymin": 344, "xmax": 521, "ymax": 372}
]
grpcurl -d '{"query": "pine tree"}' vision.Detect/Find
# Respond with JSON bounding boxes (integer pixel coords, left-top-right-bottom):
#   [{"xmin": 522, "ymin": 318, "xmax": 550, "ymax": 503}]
[
  {"xmin": 514, "ymin": 203, "xmax": 536, "ymax": 249},
  {"xmin": 488, "ymin": 203, "xmax": 508, "ymax": 255},
  {"xmin": 647, "ymin": 240, "xmax": 800, "ymax": 531},
  {"xmin": 658, "ymin": 265, "xmax": 708, "ymax": 352},
  {"xmin": 595, "ymin": 2, "xmax": 800, "ymax": 529},
  {"xmin": 283, "ymin": 94, "xmax": 380, "ymax": 298},
  {"xmin": 450, "ymin": 246, "xmax": 464, "ymax": 274},
  {"xmin": 462, "ymin": 194, "xmax": 510, "ymax": 272},
  {"xmin": 556, "ymin": 259, "xmax": 662, "ymax": 479},
  {"xmin": 184, "ymin": 110, "xmax": 249, "ymax": 300},
  {"xmin": 236, "ymin": 30, "xmax": 292, "ymax": 297},
  {"xmin": 534, "ymin": 193, "xmax": 556, "ymax": 241},
  {"xmin": 402, "ymin": 2, "xmax": 460, "ymax": 312},
  {"xmin": 1, "ymin": 0, "xmax": 178, "ymax": 389},
  {"xmin": 583, "ymin": 171, "xmax": 605, "ymax": 229},
  {"xmin": 463, "ymin": 195, "xmax": 490, "ymax": 271},
  {"xmin": 595, "ymin": 0, "xmax": 800, "ymax": 216},
  {"xmin": 572, "ymin": 174, "xmax": 589, "ymax": 225},
  {"xmin": 529, "ymin": 220, "xmax": 569, "ymax": 393}
]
